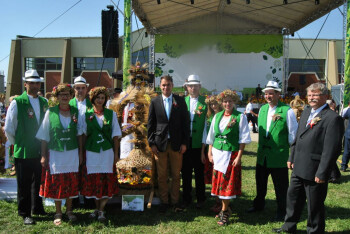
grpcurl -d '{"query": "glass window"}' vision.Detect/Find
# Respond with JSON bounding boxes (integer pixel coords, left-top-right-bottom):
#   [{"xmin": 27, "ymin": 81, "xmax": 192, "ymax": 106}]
[
  {"xmin": 289, "ymin": 59, "xmax": 325, "ymax": 79},
  {"xmin": 132, "ymin": 48, "xmax": 149, "ymax": 65},
  {"xmin": 73, "ymin": 57, "xmax": 116, "ymax": 76}
]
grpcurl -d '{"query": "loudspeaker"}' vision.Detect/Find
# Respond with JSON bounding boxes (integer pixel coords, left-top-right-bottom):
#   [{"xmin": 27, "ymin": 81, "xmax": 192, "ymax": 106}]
[{"xmin": 101, "ymin": 5, "xmax": 119, "ymax": 58}]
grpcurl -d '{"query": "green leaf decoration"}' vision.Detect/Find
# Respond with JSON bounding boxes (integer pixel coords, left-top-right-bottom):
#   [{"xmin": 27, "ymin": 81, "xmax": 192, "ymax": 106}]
[
  {"xmin": 272, "ymin": 68, "xmax": 276, "ymax": 74},
  {"xmin": 263, "ymin": 55, "xmax": 268, "ymax": 60},
  {"xmin": 169, "ymin": 70, "xmax": 174, "ymax": 73}
]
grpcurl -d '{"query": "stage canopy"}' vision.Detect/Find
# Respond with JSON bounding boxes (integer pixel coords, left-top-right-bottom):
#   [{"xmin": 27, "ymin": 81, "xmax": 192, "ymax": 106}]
[{"xmin": 133, "ymin": 0, "xmax": 344, "ymax": 34}]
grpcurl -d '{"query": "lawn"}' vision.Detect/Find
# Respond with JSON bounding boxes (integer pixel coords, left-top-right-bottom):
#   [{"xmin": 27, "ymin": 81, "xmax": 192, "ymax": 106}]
[{"xmin": 0, "ymin": 142, "xmax": 349, "ymax": 233}]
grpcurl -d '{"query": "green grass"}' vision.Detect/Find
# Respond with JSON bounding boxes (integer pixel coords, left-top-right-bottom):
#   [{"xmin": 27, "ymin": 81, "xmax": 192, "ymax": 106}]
[{"xmin": 1, "ymin": 142, "xmax": 350, "ymax": 233}]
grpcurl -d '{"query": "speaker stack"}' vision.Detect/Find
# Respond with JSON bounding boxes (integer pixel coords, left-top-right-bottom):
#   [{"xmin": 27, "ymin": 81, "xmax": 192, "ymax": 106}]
[{"xmin": 101, "ymin": 5, "xmax": 119, "ymax": 58}]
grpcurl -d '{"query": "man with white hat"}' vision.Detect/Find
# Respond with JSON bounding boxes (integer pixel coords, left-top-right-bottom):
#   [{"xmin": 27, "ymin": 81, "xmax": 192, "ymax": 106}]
[
  {"xmin": 5, "ymin": 69, "xmax": 48, "ymax": 225},
  {"xmin": 69, "ymin": 76, "xmax": 92, "ymax": 116},
  {"xmin": 247, "ymin": 80, "xmax": 298, "ymax": 222},
  {"xmin": 69, "ymin": 76, "xmax": 92, "ymax": 208},
  {"xmin": 182, "ymin": 74, "xmax": 208, "ymax": 208}
]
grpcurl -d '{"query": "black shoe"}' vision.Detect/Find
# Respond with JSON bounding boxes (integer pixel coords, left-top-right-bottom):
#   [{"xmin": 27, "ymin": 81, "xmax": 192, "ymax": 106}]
[
  {"xmin": 32, "ymin": 209, "xmax": 47, "ymax": 216},
  {"xmin": 340, "ymin": 166, "xmax": 347, "ymax": 172},
  {"xmin": 173, "ymin": 203, "xmax": 185, "ymax": 213},
  {"xmin": 246, "ymin": 207, "xmax": 263, "ymax": 213},
  {"xmin": 272, "ymin": 228, "xmax": 295, "ymax": 233},
  {"xmin": 329, "ymin": 177, "xmax": 340, "ymax": 183},
  {"xmin": 23, "ymin": 217, "xmax": 35, "ymax": 225},
  {"xmin": 253, "ymin": 130, "xmax": 258, "ymax": 133},
  {"xmin": 159, "ymin": 203, "xmax": 169, "ymax": 213}
]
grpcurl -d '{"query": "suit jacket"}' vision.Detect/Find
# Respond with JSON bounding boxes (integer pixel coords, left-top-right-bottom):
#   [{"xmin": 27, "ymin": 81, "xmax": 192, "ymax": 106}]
[
  {"xmin": 147, "ymin": 94, "xmax": 190, "ymax": 152},
  {"xmin": 289, "ymin": 105, "xmax": 344, "ymax": 181},
  {"xmin": 343, "ymin": 108, "xmax": 350, "ymax": 138}
]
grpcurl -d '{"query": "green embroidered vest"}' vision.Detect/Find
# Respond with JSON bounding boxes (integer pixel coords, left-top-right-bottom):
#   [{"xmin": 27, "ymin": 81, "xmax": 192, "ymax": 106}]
[
  {"xmin": 212, "ymin": 110, "xmax": 241, "ymax": 152},
  {"xmin": 185, "ymin": 95, "xmax": 208, "ymax": 148},
  {"xmin": 14, "ymin": 91, "xmax": 48, "ymax": 159},
  {"xmin": 69, "ymin": 97, "xmax": 92, "ymax": 111},
  {"xmin": 207, "ymin": 115, "xmax": 214, "ymax": 134},
  {"xmin": 48, "ymin": 105, "xmax": 79, "ymax": 151},
  {"xmin": 85, "ymin": 108, "xmax": 113, "ymax": 152},
  {"xmin": 257, "ymin": 102, "xmax": 290, "ymax": 168}
]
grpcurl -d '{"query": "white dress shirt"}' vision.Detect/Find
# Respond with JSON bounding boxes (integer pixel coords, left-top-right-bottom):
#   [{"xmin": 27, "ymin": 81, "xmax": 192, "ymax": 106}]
[
  {"xmin": 75, "ymin": 98, "xmax": 89, "ymax": 117},
  {"xmin": 206, "ymin": 113, "xmax": 251, "ymax": 174},
  {"xmin": 245, "ymin": 103, "xmax": 253, "ymax": 114},
  {"xmin": 264, "ymin": 105, "xmax": 298, "ymax": 145},
  {"xmin": 5, "ymin": 94, "xmax": 41, "ymax": 145},
  {"xmin": 306, "ymin": 103, "xmax": 328, "ymax": 126}
]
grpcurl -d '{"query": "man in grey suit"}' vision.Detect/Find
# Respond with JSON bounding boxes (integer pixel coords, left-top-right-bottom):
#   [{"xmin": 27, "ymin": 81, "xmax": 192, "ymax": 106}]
[{"xmin": 273, "ymin": 83, "xmax": 344, "ymax": 234}]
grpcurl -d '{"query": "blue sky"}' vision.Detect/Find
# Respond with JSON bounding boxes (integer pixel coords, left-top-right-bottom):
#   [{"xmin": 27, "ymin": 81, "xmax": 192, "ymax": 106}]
[{"xmin": 0, "ymin": 0, "xmax": 345, "ymax": 80}]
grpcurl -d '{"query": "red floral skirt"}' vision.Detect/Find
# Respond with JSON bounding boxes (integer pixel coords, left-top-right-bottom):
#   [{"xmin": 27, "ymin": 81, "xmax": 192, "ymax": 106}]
[
  {"xmin": 211, "ymin": 151, "xmax": 241, "ymax": 199},
  {"xmin": 204, "ymin": 154, "xmax": 213, "ymax": 184},
  {"xmin": 80, "ymin": 155, "xmax": 118, "ymax": 199},
  {"xmin": 39, "ymin": 156, "xmax": 79, "ymax": 200}
]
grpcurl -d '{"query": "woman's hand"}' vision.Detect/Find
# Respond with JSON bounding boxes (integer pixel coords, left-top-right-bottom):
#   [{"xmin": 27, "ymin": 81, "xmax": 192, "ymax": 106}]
[
  {"xmin": 40, "ymin": 156, "xmax": 47, "ymax": 168},
  {"xmin": 208, "ymin": 145, "xmax": 213, "ymax": 164},
  {"xmin": 232, "ymin": 156, "xmax": 241, "ymax": 167}
]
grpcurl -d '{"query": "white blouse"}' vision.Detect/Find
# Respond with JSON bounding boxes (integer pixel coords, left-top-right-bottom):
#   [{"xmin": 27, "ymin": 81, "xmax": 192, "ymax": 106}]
[
  {"xmin": 206, "ymin": 113, "xmax": 251, "ymax": 174},
  {"xmin": 36, "ymin": 110, "xmax": 80, "ymax": 174}
]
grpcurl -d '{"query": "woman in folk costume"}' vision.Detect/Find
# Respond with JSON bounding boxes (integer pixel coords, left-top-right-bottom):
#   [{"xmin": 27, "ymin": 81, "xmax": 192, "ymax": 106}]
[
  {"xmin": 36, "ymin": 83, "xmax": 81, "ymax": 225},
  {"xmin": 79, "ymin": 87, "xmax": 121, "ymax": 222},
  {"xmin": 206, "ymin": 90, "xmax": 251, "ymax": 226},
  {"xmin": 204, "ymin": 95, "xmax": 223, "ymax": 213}
]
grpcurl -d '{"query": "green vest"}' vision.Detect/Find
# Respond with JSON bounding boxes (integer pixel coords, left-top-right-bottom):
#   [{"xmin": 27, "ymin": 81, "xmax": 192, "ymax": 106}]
[
  {"xmin": 206, "ymin": 115, "xmax": 214, "ymax": 134},
  {"xmin": 257, "ymin": 102, "xmax": 290, "ymax": 168},
  {"xmin": 212, "ymin": 110, "xmax": 241, "ymax": 152},
  {"xmin": 14, "ymin": 91, "xmax": 48, "ymax": 159},
  {"xmin": 185, "ymin": 95, "xmax": 208, "ymax": 148},
  {"xmin": 69, "ymin": 97, "xmax": 92, "ymax": 111},
  {"xmin": 85, "ymin": 108, "xmax": 113, "ymax": 152},
  {"xmin": 48, "ymin": 105, "xmax": 79, "ymax": 152}
]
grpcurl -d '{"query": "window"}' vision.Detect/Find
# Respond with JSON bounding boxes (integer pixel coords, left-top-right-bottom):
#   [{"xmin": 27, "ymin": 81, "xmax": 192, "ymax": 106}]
[
  {"xmin": 25, "ymin": 57, "xmax": 62, "ymax": 77},
  {"xmin": 25, "ymin": 57, "xmax": 63, "ymax": 93},
  {"xmin": 73, "ymin": 57, "xmax": 115, "ymax": 77},
  {"xmin": 289, "ymin": 59, "xmax": 325, "ymax": 79},
  {"xmin": 132, "ymin": 48, "xmax": 149, "ymax": 65}
]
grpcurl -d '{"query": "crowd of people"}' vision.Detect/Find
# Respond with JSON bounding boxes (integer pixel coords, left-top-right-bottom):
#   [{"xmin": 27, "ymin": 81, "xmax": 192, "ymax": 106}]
[{"xmin": 0, "ymin": 68, "xmax": 347, "ymax": 233}]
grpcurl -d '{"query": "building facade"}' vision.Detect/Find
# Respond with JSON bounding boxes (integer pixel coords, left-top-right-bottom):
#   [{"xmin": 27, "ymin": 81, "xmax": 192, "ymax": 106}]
[{"xmin": 6, "ymin": 30, "xmax": 342, "ymax": 100}]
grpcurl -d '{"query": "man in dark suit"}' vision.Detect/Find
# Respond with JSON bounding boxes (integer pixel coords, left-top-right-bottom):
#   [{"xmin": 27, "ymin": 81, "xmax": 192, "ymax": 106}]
[
  {"xmin": 147, "ymin": 75, "xmax": 190, "ymax": 213},
  {"xmin": 273, "ymin": 83, "xmax": 344, "ymax": 233}
]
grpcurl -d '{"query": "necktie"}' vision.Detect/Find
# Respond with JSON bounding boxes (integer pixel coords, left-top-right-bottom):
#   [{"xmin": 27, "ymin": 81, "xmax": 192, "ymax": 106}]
[
  {"xmin": 307, "ymin": 110, "xmax": 315, "ymax": 126},
  {"xmin": 165, "ymin": 97, "xmax": 170, "ymax": 119}
]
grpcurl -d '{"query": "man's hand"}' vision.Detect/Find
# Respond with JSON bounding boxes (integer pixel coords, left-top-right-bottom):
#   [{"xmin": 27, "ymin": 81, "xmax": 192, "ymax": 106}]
[
  {"xmin": 315, "ymin": 177, "xmax": 325, "ymax": 183},
  {"xmin": 179, "ymin": 144, "xmax": 187, "ymax": 154},
  {"xmin": 151, "ymin": 145, "xmax": 159, "ymax": 156},
  {"xmin": 287, "ymin": 161, "xmax": 294, "ymax": 170},
  {"xmin": 201, "ymin": 151, "xmax": 206, "ymax": 164}
]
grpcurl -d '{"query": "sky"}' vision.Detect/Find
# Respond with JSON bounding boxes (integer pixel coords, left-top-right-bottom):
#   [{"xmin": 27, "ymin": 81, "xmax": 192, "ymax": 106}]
[{"xmin": 0, "ymin": 0, "xmax": 345, "ymax": 80}]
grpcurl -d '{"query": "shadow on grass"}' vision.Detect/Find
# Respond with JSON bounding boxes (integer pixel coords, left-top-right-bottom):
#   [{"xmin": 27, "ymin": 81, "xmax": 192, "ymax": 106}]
[
  {"xmin": 336, "ymin": 174, "xmax": 350, "ymax": 184},
  {"xmin": 243, "ymin": 151, "xmax": 257, "ymax": 157}
]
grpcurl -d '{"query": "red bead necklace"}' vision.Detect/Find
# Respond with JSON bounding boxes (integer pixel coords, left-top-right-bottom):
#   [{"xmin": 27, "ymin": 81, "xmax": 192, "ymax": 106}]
[
  {"xmin": 59, "ymin": 105, "xmax": 70, "ymax": 112},
  {"xmin": 224, "ymin": 112, "xmax": 231, "ymax": 116},
  {"xmin": 94, "ymin": 109, "xmax": 104, "ymax": 115}
]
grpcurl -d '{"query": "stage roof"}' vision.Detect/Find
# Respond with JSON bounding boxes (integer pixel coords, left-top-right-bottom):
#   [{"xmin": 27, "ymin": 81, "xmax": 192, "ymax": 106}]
[{"xmin": 133, "ymin": 0, "xmax": 344, "ymax": 34}]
